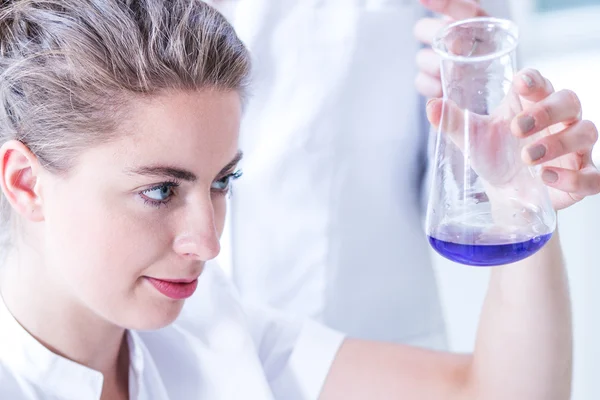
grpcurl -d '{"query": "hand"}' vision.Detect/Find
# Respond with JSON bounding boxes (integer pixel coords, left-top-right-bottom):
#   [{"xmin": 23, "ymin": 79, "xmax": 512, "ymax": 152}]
[
  {"xmin": 426, "ymin": 68, "xmax": 600, "ymax": 211},
  {"xmin": 512, "ymin": 69, "xmax": 600, "ymax": 210},
  {"xmin": 414, "ymin": 0, "xmax": 487, "ymax": 98}
]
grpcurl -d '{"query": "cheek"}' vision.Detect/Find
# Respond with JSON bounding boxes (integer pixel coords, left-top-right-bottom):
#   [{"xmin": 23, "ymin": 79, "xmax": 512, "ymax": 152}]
[
  {"xmin": 42, "ymin": 186, "xmax": 167, "ymax": 290},
  {"xmin": 45, "ymin": 198, "xmax": 124, "ymax": 279}
]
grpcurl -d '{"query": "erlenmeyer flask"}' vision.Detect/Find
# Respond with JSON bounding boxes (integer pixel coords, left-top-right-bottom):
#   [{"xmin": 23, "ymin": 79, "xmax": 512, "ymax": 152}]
[{"xmin": 425, "ymin": 17, "xmax": 556, "ymax": 267}]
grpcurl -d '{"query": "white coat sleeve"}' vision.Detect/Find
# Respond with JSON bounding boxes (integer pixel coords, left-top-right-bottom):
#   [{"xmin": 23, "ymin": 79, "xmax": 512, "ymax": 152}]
[{"xmin": 243, "ymin": 304, "xmax": 346, "ymax": 400}]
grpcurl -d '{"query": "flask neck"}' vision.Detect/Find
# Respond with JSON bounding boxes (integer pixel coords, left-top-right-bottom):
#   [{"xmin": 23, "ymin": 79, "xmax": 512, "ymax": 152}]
[{"xmin": 440, "ymin": 51, "xmax": 518, "ymax": 115}]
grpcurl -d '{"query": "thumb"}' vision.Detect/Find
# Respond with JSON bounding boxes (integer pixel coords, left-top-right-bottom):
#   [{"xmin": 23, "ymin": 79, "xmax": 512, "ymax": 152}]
[
  {"xmin": 426, "ymin": 97, "xmax": 490, "ymax": 151},
  {"xmin": 426, "ymin": 98, "xmax": 465, "ymax": 147}
]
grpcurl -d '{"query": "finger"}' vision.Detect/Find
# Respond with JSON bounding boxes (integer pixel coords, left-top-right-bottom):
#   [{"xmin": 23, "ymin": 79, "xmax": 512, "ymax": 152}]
[
  {"xmin": 418, "ymin": 0, "xmax": 488, "ymax": 20},
  {"xmin": 426, "ymin": 97, "xmax": 461, "ymax": 130},
  {"xmin": 426, "ymin": 97, "xmax": 468, "ymax": 149},
  {"xmin": 416, "ymin": 48, "xmax": 441, "ymax": 77},
  {"xmin": 541, "ymin": 164, "xmax": 600, "ymax": 198},
  {"xmin": 415, "ymin": 73, "xmax": 443, "ymax": 99},
  {"xmin": 522, "ymin": 120, "xmax": 599, "ymax": 165},
  {"xmin": 513, "ymin": 68, "xmax": 555, "ymax": 102},
  {"xmin": 512, "ymin": 89, "xmax": 583, "ymax": 138},
  {"xmin": 414, "ymin": 18, "xmax": 449, "ymax": 45}
]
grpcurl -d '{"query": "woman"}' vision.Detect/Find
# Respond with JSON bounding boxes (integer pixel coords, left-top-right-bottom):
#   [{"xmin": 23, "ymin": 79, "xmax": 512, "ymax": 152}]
[{"xmin": 0, "ymin": 1, "xmax": 597, "ymax": 399}]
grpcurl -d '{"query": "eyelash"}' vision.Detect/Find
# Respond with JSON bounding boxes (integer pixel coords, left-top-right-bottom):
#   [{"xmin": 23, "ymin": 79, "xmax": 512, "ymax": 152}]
[
  {"xmin": 138, "ymin": 170, "xmax": 243, "ymax": 209},
  {"xmin": 212, "ymin": 169, "xmax": 243, "ymax": 197},
  {"xmin": 140, "ymin": 180, "xmax": 180, "ymax": 209}
]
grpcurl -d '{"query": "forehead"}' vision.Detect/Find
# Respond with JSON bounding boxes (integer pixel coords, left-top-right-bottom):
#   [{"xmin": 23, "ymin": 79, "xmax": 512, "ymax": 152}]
[{"xmin": 114, "ymin": 90, "xmax": 242, "ymax": 176}]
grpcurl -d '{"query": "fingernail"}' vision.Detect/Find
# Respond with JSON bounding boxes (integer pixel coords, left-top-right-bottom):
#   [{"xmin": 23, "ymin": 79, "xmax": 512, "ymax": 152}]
[
  {"xmin": 517, "ymin": 115, "xmax": 536, "ymax": 134},
  {"xmin": 527, "ymin": 145, "xmax": 546, "ymax": 162},
  {"xmin": 522, "ymin": 74, "xmax": 534, "ymax": 88},
  {"xmin": 542, "ymin": 170, "xmax": 558, "ymax": 183},
  {"xmin": 426, "ymin": 98, "xmax": 436, "ymax": 108}
]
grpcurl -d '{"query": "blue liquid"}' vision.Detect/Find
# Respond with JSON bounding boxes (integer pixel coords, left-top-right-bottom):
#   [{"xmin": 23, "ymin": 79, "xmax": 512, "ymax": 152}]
[{"xmin": 428, "ymin": 233, "xmax": 553, "ymax": 266}]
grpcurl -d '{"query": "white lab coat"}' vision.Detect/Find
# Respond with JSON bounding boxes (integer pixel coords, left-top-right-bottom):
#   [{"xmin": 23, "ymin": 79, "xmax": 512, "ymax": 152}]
[
  {"xmin": 0, "ymin": 264, "xmax": 345, "ymax": 400},
  {"xmin": 216, "ymin": 0, "xmax": 511, "ymax": 348}
]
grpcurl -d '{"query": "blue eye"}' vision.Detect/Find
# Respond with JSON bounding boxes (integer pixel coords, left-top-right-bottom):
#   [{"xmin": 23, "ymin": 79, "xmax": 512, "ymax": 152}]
[
  {"xmin": 144, "ymin": 185, "xmax": 173, "ymax": 200},
  {"xmin": 211, "ymin": 170, "xmax": 242, "ymax": 194},
  {"xmin": 140, "ymin": 182, "xmax": 179, "ymax": 207}
]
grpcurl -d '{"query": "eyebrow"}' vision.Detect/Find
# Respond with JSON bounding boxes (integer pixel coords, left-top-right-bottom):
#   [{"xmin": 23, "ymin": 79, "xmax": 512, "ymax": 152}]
[
  {"xmin": 219, "ymin": 150, "xmax": 244, "ymax": 176},
  {"xmin": 125, "ymin": 150, "xmax": 243, "ymax": 182}
]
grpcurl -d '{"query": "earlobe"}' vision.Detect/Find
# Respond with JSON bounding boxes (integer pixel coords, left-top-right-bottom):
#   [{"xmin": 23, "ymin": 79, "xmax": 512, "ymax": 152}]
[{"xmin": 0, "ymin": 140, "xmax": 44, "ymax": 222}]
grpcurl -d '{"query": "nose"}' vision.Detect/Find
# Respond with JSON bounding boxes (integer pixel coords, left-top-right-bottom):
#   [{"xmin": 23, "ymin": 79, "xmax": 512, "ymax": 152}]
[{"xmin": 172, "ymin": 200, "xmax": 221, "ymax": 261}]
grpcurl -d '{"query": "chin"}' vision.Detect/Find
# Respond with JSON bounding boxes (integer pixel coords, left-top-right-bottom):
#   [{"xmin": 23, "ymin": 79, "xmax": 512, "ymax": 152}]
[{"xmin": 125, "ymin": 300, "xmax": 185, "ymax": 331}]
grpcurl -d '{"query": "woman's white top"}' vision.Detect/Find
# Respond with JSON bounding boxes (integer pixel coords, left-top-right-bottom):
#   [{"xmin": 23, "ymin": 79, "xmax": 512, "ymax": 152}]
[{"xmin": 0, "ymin": 264, "xmax": 345, "ymax": 400}]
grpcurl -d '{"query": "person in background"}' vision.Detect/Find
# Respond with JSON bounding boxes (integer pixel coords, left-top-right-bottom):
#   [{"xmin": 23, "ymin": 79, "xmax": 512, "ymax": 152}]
[{"xmin": 215, "ymin": 0, "xmax": 508, "ymax": 349}]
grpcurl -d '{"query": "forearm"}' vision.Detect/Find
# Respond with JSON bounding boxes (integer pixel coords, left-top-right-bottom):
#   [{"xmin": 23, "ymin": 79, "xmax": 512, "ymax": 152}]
[{"xmin": 468, "ymin": 228, "xmax": 572, "ymax": 399}]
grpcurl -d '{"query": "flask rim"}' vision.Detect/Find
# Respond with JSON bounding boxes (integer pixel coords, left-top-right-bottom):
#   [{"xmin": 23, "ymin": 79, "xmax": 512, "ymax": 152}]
[{"xmin": 432, "ymin": 17, "xmax": 519, "ymax": 63}]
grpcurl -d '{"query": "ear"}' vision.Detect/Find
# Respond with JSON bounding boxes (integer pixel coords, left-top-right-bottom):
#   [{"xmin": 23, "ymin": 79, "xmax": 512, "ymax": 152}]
[{"xmin": 0, "ymin": 140, "xmax": 45, "ymax": 222}]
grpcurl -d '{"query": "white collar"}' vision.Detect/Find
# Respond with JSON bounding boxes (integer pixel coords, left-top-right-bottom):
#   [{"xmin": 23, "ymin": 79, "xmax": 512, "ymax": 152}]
[{"xmin": 0, "ymin": 296, "xmax": 144, "ymax": 400}]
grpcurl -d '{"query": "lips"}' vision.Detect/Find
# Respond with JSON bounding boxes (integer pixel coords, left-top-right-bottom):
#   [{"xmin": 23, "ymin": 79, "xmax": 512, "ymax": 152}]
[{"xmin": 145, "ymin": 277, "xmax": 199, "ymax": 300}]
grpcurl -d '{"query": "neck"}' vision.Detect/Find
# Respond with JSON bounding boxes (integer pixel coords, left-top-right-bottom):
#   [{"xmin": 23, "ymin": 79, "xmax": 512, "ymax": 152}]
[{"xmin": 0, "ymin": 245, "xmax": 127, "ymax": 377}]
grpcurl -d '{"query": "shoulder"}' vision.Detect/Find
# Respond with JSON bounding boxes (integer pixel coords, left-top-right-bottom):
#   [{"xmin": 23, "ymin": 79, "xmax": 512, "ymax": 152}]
[
  {"xmin": 134, "ymin": 264, "xmax": 275, "ymax": 398},
  {"xmin": 135, "ymin": 318, "xmax": 276, "ymax": 399},
  {"xmin": 136, "ymin": 263, "xmax": 346, "ymax": 399}
]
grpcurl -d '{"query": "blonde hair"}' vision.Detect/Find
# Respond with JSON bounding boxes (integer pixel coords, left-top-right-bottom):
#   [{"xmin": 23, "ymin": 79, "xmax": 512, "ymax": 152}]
[{"xmin": 0, "ymin": 0, "xmax": 251, "ymax": 244}]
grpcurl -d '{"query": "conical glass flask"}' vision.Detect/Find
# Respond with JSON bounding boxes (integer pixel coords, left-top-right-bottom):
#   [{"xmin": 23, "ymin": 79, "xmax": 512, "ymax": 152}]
[{"xmin": 425, "ymin": 18, "xmax": 556, "ymax": 267}]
